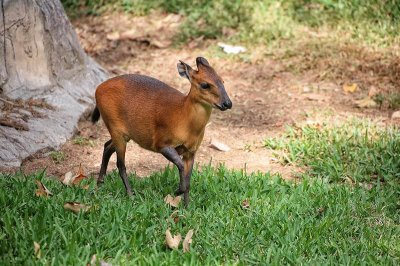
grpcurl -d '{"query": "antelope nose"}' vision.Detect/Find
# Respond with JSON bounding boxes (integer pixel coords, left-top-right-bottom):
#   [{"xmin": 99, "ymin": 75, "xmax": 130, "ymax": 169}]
[{"xmin": 222, "ymin": 99, "xmax": 232, "ymax": 109}]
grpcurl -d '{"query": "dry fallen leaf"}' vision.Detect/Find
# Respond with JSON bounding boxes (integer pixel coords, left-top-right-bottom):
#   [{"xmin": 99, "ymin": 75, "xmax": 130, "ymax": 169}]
[
  {"xmin": 150, "ymin": 39, "xmax": 172, "ymax": 49},
  {"xmin": 170, "ymin": 210, "xmax": 179, "ymax": 224},
  {"xmin": 242, "ymin": 199, "xmax": 250, "ymax": 209},
  {"xmin": 62, "ymin": 164, "xmax": 88, "ymax": 186},
  {"xmin": 106, "ymin": 32, "xmax": 120, "ymax": 41},
  {"xmin": 391, "ymin": 111, "xmax": 400, "ymax": 120},
  {"xmin": 72, "ymin": 164, "xmax": 87, "ymax": 185},
  {"xmin": 182, "ymin": 229, "xmax": 194, "ymax": 253},
  {"xmin": 209, "ymin": 138, "xmax": 231, "ymax": 152},
  {"xmin": 90, "ymin": 254, "xmax": 97, "ymax": 266},
  {"xmin": 35, "ymin": 180, "xmax": 53, "ymax": 197},
  {"xmin": 119, "ymin": 29, "xmax": 142, "ymax": 40},
  {"xmin": 355, "ymin": 97, "xmax": 377, "ymax": 108},
  {"xmin": 165, "ymin": 229, "xmax": 181, "ymax": 250},
  {"xmin": 169, "ymin": 210, "xmax": 185, "ymax": 224},
  {"xmin": 164, "ymin": 194, "xmax": 181, "ymax": 208},
  {"xmin": 62, "ymin": 171, "xmax": 74, "ymax": 185},
  {"xmin": 359, "ymin": 182, "xmax": 374, "ymax": 190},
  {"xmin": 304, "ymin": 93, "xmax": 329, "ymax": 102},
  {"xmin": 34, "ymin": 241, "xmax": 41, "ymax": 259},
  {"xmin": 100, "ymin": 261, "xmax": 112, "ymax": 266},
  {"xmin": 63, "ymin": 202, "xmax": 91, "ymax": 214},
  {"xmin": 368, "ymin": 86, "xmax": 379, "ymax": 98},
  {"xmin": 343, "ymin": 83, "xmax": 358, "ymax": 93}
]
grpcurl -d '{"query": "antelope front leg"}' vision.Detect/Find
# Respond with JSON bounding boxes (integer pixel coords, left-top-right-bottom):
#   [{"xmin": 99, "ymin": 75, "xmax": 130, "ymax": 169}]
[
  {"xmin": 160, "ymin": 148, "xmax": 194, "ymax": 207},
  {"xmin": 160, "ymin": 146, "xmax": 184, "ymax": 188},
  {"xmin": 180, "ymin": 154, "xmax": 194, "ymax": 207}
]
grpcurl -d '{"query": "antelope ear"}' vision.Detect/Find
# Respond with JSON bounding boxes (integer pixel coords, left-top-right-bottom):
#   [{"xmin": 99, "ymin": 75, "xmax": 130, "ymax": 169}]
[
  {"xmin": 196, "ymin": 57, "xmax": 210, "ymax": 68},
  {"xmin": 177, "ymin": 60, "xmax": 193, "ymax": 80}
]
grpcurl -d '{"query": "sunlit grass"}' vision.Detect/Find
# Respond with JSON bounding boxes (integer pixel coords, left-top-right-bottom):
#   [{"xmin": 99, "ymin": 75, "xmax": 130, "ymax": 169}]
[
  {"xmin": 264, "ymin": 118, "xmax": 400, "ymax": 184},
  {"xmin": 1, "ymin": 164, "xmax": 399, "ymax": 264}
]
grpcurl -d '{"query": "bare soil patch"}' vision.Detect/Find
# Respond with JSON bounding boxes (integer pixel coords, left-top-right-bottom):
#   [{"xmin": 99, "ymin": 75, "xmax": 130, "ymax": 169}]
[{"xmin": 14, "ymin": 12, "xmax": 398, "ymax": 180}]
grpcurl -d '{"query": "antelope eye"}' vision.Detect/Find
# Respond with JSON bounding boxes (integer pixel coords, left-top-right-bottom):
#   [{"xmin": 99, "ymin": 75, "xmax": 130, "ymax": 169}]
[{"xmin": 200, "ymin": 82, "xmax": 210, "ymax": 89}]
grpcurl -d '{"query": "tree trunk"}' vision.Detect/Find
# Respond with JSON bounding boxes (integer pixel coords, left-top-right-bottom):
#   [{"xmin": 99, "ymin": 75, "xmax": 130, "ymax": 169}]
[{"xmin": 0, "ymin": 0, "xmax": 108, "ymax": 167}]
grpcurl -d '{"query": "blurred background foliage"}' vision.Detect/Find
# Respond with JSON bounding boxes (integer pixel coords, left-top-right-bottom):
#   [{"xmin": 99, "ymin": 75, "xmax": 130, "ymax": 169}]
[{"xmin": 61, "ymin": 0, "xmax": 399, "ymax": 46}]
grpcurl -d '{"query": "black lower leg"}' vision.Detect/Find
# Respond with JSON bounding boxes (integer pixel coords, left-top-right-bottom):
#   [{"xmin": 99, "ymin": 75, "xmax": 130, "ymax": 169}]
[
  {"xmin": 117, "ymin": 157, "xmax": 133, "ymax": 196},
  {"xmin": 175, "ymin": 167, "xmax": 186, "ymax": 196},
  {"xmin": 98, "ymin": 139, "xmax": 115, "ymax": 185},
  {"xmin": 160, "ymin": 147, "xmax": 185, "ymax": 195},
  {"xmin": 182, "ymin": 157, "xmax": 194, "ymax": 207},
  {"xmin": 176, "ymin": 163, "xmax": 193, "ymax": 196}
]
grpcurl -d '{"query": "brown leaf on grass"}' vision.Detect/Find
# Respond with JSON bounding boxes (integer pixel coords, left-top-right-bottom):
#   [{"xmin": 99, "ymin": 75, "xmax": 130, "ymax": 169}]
[
  {"xmin": 62, "ymin": 171, "xmax": 74, "ymax": 185},
  {"xmin": 169, "ymin": 210, "xmax": 179, "ymax": 223},
  {"xmin": 164, "ymin": 194, "xmax": 181, "ymax": 208},
  {"xmin": 89, "ymin": 254, "xmax": 97, "ymax": 266},
  {"xmin": 169, "ymin": 210, "xmax": 185, "ymax": 224},
  {"xmin": 35, "ymin": 180, "xmax": 53, "ymax": 197},
  {"xmin": 61, "ymin": 164, "xmax": 88, "ymax": 186},
  {"xmin": 72, "ymin": 164, "xmax": 87, "ymax": 185},
  {"xmin": 343, "ymin": 83, "xmax": 358, "ymax": 93},
  {"xmin": 209, "ymin": 138, "xmax": 231, "ymax": 152},
  {"xmin": 242, "ymin": 199, "xmax": 250, "ymax": 209},
  {"xmin": 63, "ymin": 202, "xmax": 91, "ymax": 214},
  {"xmin": 34, "ymin": 241, "xmax": 41, "ymax": 259},
  {"xmin": 355, "ymin": 97, "xmax": 377, "ymax": 108},
  {"xmin": 359, "ymin": 182, "xmax": 373, "ymax": 190},
  {"xmin": 182, "ymin": 229, "xmax": 194, "ymax": 253},
  {"xmin": 165, "ymin": 229, "xmax": 181, "ymax": 250}
]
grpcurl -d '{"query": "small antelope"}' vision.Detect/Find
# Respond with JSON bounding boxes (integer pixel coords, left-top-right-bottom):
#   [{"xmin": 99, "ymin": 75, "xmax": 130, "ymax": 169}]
[{"xmin": 91, "ymin": 57, "xmax": 232, "ymax": 207}]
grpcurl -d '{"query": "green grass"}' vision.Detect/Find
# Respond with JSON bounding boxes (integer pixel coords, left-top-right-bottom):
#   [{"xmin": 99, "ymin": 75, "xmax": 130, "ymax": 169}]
[
  {"xmin": 73, "ymin": 136, "xmax": 95, "ymax": 147},
  {"xmin": 264, "ymin": 119, "xmax": 400, "ymax": 183},
  {"xmin": 49, "ymin": 151, "xmax": 66, "ymax": 164},
  {"xmin": 1, "ymin": 164, "xmax": 399, "ymax": 264}
]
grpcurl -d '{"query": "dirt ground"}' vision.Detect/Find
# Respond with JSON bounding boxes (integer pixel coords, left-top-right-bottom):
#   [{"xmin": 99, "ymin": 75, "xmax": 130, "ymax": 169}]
[{"xmin": 16, "ymin": 12, "xmax": 399, "ymax": 180}]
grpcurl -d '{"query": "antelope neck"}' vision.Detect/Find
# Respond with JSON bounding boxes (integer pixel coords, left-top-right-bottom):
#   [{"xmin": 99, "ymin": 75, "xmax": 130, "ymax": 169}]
[{"xmin": 183, "ymin": 86, "xmax": 212, "ymax": 129}]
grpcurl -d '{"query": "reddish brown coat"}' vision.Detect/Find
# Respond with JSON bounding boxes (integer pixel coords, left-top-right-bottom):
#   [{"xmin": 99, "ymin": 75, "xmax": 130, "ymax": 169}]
[{"xmin": 92, "ymin": 57, "xmax": 232, "ymax": 206}]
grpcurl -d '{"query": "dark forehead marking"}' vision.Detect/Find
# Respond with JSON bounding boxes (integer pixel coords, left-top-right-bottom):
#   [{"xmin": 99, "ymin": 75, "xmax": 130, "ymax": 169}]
[{"xmin": 198, "ymin": 65, "xmax": 221, "ymax": 81}]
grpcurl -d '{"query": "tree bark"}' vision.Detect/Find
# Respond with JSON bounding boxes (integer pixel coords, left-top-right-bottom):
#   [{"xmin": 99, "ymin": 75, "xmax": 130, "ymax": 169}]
[{"xmin": 0, "ymin": 0, "xmax": 108, "ymax": 167}]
